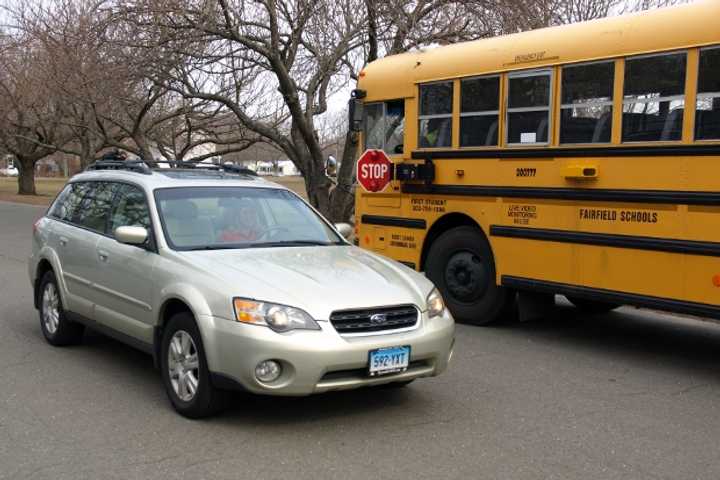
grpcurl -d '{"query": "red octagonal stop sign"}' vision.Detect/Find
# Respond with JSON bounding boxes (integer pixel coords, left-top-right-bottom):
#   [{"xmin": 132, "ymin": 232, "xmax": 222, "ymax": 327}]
[{"xmin": 357, "ymin": 149, "xmax": 392, "ymax": 192}]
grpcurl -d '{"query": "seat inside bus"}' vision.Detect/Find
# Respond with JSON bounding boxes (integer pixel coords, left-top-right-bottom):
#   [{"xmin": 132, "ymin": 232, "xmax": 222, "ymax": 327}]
[
  {"xmin": 696, "ymin": 98, "xmax": 720, "ymax": 139},
  {"xmin": 560, "ymin": 111, "xmax": 612, "ymax": 144},
  {"xmin": 623, "ymin": 105, "xmax": 684, "ymax": 142}
]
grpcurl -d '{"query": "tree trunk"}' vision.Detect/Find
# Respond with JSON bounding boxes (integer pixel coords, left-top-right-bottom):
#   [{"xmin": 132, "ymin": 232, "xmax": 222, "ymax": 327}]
[
  {"xmin": 17, "ymin": 159, "xmax": 37, "ymax": 195},
  {"xmin": 305, "ymin": 172, "xmax": 332, "ymax": 217},
  {"xmin": 328, "ymin": 130, "xmax": 360, "ymax": 223},
  {"xmin": 79, "ymin": 138, "xmax": 94, "ymax": 170}
]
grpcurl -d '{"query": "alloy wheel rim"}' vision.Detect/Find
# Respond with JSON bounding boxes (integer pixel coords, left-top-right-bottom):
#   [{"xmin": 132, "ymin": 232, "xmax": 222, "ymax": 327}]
[
  {"xmin": 168, "ymin": 330, "xmax": 200, "ymax": 402},
  {"xmin": 42, "ymin": 283, "xmax": 60, "ymax": 335}
]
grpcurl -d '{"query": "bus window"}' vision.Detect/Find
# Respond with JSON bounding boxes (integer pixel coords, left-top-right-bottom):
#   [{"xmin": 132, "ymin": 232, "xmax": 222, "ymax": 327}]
[
  {"xmin": 419, "ymin": 82, "xmax": 453, "ymax": 148},
  {"xmin": 460, "ymin": 76, "xmax": 500, "ymax": 147},
  {"xmin": 364, "ymin": 103, "xmax": 384, "ymax": 150},
  {"xmin": 622, "ymin": 52, "xmax": 686, "ymax": 142},
  {"xmin": 560, "ymin": 61, "xmax": 614, "ymax": 144},
  {"xmin": 695, "ymin": 47, "xmax": 720, "ymax": 140},
  {"xmin": 363, "ymin": 100, "xmax": 405, "ymax": 154},
  {"xmin": 507, "ymin": 70, "xmax": 552, "ymax": 145},
  {"xmin": 385, "ymin": 100, "xmax": 405, "ymax": 154}
]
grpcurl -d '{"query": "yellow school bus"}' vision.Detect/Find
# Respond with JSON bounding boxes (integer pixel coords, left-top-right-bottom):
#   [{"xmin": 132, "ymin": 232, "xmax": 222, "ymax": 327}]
[{"xmin": 353, "ymin": 1, "xmax": 720, "ymax": 325}]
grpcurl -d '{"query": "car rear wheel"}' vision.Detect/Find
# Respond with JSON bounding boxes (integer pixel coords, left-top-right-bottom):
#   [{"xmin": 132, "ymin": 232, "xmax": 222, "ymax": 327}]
[
  {"xmin": 161, "ymin": 312, "xmax": 225, "ymax": 418},
  {"xmin": 425, "ymin": 226, "xmax": 514, "ymax": 326},
  {"xmin": 38, "ymin": 271, "xmax": 84, "ymax": 346}
]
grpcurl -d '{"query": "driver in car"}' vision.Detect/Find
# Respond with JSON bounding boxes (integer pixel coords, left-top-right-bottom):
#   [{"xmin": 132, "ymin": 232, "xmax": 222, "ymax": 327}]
[{"xmin": 218, "ymin": 200, "xmax": 262, "ymax": 243}]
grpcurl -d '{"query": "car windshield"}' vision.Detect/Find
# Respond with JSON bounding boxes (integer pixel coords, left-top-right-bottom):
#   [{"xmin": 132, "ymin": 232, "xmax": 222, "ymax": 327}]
[{"xmin": 154, "ymin": 187, "xmax": 344, "ymax": 250}]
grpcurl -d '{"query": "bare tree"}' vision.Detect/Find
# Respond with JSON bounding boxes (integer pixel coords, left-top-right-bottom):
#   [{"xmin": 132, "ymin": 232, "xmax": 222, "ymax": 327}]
[
  {"xmin": 112, "ymin": 0, "xmax": 510, "ymax": 219},
  {"xmin": 0, "ymin": 30, "xmax": 74, "ymax": 194}
]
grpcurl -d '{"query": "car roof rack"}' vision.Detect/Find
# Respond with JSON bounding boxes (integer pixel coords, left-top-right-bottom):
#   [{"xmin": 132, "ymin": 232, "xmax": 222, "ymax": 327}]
[
  {"xmin": 86, "ymin": 159, "xmax": 152, "ymax": 175},
  {"xmin": 148, "ymin": 160, "xmax": 259, "ymax": 177},
  {"xmin": 85, "ymin": 158, "xmax": 260, "ymax": 178}
]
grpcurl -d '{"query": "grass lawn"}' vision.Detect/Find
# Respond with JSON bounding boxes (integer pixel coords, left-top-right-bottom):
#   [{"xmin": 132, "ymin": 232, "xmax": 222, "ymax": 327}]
[
  {"xmin": 0, "ymin": 177, "xmax": 68, "ymax": 206},
  {"xmin": 0, "ymin": 175, "xmax": 308, "ymax": 206}
]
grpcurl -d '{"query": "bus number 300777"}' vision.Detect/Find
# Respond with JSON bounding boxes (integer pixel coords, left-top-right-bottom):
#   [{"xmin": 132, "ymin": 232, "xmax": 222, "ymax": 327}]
[{"xmin": 516, "ymin": 168, "xmax": 537, "ymax": 177}]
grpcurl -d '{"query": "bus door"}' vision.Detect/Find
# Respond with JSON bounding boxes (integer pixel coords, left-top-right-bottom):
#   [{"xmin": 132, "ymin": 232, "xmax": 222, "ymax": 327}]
[{"xmin": 360, "ymin": 99, "xmax": 406, "ymax": 252}]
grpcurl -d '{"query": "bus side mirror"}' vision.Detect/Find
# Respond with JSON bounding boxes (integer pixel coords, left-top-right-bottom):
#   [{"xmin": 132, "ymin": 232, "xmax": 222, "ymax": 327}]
[
  {"xmin": 348, "ymin": 89, "xmax": 366, "ymax": 132},
  {"xmin": 325, "ymin": 156, "xmax": 337, "ymax": 177}
]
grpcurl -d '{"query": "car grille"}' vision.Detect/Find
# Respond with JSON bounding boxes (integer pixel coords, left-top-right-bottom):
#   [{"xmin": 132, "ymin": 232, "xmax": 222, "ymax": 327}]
[{"xmin": 329, "ymin": 305, "xmax": 419, "ymax": 334}]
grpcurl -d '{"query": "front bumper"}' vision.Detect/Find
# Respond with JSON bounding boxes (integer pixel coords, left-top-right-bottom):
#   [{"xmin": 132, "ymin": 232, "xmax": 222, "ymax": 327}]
[{"xmin": 198, "ymin": 310, "xmax": 455, "ymax": 396}]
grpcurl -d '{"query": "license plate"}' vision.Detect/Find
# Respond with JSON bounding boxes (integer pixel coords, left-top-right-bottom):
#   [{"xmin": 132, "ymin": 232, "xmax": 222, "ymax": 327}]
[{"xmin": 368, "ymin": 346, "xmax": 410, "ymax": 377}]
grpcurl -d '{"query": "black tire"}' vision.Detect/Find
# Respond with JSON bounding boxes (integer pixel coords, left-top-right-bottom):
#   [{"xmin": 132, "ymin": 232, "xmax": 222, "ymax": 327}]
[
  {"xmin": 566, "ymin": 296, "xmax": 621, "ymax": 314},
  {"xmin": 425, "ymin": 226, "xmax": 514, "ymax": 326},
  {"xmin": 160, "ymin": 312, "xmax": 225, "ymax": 418},
  {"xmin": 38, "ymin": 270, "xmax": 84, "ymax": 346}
]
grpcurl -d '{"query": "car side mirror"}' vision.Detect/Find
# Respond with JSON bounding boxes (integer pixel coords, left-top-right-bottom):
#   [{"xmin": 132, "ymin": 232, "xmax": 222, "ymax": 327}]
[
  {"xmin": 115, "ymin": 226, "xmax": 148, "ymax": 245},
  {"xmin": 334, "ymin": 223, "xmax": 353, "ymax": 239}
]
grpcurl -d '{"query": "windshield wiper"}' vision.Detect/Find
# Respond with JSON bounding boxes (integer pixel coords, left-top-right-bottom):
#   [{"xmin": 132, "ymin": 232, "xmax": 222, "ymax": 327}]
[
  {"xmin": 245, "ymin": 240, "xmax": 342, "ymax": 248},
  {"xmin": 184, "ymin": 240, "xmax": 345, "ymax": 251},
  {"xmin": 184, "ymin": 245, "xmax": 242, "ymax": 251}
]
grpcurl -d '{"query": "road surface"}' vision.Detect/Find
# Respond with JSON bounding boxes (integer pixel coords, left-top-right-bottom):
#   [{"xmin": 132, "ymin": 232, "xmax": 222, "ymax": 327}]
[{"xmin": 1, "ymin": 200, "xmax": 719, "ymax": 480}]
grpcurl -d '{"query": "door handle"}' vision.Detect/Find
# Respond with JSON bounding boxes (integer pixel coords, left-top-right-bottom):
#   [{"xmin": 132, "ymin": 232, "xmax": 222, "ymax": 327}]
[
  {"xmin": 97, "ymin": 249, "xmax": 109, "ymax": 262},
  {"xmin": 58, "ymin": 236, "xmax": 68, "ymax": 246}
]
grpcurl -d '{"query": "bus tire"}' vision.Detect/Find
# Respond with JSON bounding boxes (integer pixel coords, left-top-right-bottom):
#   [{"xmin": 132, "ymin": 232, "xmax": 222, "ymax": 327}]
[
  {"xmin": 566, "ymin": 296, "xmax": 620, "ymax": 314},
  {"xmin": 425, "ymin": 226, "xmax": 513, "ymax": 326}
]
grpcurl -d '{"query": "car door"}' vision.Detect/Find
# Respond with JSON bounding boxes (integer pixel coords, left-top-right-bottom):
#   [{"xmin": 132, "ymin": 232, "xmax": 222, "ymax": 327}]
[
  {"xmin": 92, "ymin": 183, "xmax": 157, "ymax": 345},
  {"xmin": 47, "ymin": 181, "xmax": 103, "ymax": 319}
]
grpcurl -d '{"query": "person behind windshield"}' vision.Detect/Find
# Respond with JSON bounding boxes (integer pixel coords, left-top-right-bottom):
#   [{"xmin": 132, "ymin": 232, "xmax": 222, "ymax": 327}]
[{"xmin": 218, "ymin": 199, "xmax": 263, "ymax": 243}]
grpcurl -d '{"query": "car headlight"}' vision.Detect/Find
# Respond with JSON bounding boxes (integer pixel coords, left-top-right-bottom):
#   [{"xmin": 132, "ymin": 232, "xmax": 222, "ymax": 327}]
[
  {"xmin": 426, "ymin": 288, "xmax": 445, "ymax": 318},
  {"xmin": 233, "ymin": 298, "xmax": 320, "ymax": 333}
]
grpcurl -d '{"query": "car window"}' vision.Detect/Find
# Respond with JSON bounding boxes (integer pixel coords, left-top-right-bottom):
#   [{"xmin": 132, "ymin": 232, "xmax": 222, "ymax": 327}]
[
  {"xmin": 154, "ymin": 187, "xmax": 343, "ymax": 250},
  {"xmin": 108, "ymin": 184, "xmax": 151, "ymax": 235},
  {"xmin": 50, "ymin": 182, "xmax": 93, "ymax": 224},
  {"xmin": 48, "ymin": 184, "xmax": 73, "ymax": 220},
  {"xmin": 75, "ymin": 182, "xmax": 118, "ymax": 233}
]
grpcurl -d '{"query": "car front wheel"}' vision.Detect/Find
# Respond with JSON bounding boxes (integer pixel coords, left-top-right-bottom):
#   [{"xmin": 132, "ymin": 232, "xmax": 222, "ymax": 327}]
[{"xmin": 160, "ymin": 312, "xmax": 225, "ymax": 418}]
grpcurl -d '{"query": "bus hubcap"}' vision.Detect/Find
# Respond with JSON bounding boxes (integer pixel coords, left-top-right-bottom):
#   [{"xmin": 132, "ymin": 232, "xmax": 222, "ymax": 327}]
[{"xmin": 445, "ymin": 251, "xmax": 487, "ymax": 302}]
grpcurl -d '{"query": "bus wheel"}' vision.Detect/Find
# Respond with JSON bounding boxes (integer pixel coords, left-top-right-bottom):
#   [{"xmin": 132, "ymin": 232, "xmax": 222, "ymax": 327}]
[
  {"xmin": 425, "ymin": 226, "xmax": 513, "ymax": 326},
  {"xmin": 566, "ymin": 296, "xmax": 620, "ymax": 314}
]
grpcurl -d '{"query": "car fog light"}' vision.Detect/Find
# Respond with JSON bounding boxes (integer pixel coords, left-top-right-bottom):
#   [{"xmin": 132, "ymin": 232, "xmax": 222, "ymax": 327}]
[{"xmin": 255, "ymin": 360, "xmax": 282, "ymax": 383}]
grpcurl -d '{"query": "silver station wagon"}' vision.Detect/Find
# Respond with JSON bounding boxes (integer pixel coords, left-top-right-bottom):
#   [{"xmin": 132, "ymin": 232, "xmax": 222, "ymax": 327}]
[{"xmin": 29, "ymin": 160, "xmax": 455, "ymax": 417}]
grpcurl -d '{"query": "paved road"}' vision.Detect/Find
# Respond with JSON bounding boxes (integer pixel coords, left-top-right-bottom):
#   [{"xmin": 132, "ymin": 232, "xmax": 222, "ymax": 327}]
[{"xmin": 2, "ymin": 200, "xmax": 720, "ymax": 480}]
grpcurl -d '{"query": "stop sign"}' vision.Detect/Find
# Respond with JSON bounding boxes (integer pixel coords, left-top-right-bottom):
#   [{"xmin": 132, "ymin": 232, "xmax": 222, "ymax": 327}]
[{"xmin": 357, "ymin": 149, "xmax": 392, "ymax": 192}]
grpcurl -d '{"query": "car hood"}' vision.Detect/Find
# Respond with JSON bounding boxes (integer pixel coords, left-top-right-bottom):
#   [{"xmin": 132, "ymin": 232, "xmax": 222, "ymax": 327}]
[{"xmin": 178, "ymin": 245, "xmax": 433, "ymax": 320}]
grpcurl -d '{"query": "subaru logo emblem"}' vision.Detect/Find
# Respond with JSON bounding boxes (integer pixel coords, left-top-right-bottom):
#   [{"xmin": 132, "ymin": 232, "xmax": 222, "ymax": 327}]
[{"xmin": 370, "ymin": 313, "xmax": 387, "ymax": 324}]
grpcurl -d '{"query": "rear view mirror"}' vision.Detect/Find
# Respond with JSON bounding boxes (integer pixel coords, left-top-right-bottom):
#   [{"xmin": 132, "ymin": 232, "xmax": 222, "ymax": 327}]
[
  {"xmin": 334, "ymin": 223, "xmax": 353, "ymax": 239},
  {"xmin": 325, "ymin": 156, "xmax": 337, "ymax": 177},
  {"xmin": 115, "ymin": 226, "xmax": 148, "ymax": 245},
  {"xmin": 348, "ymin": 89, "xmax": 366, "ymax": 132}
]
